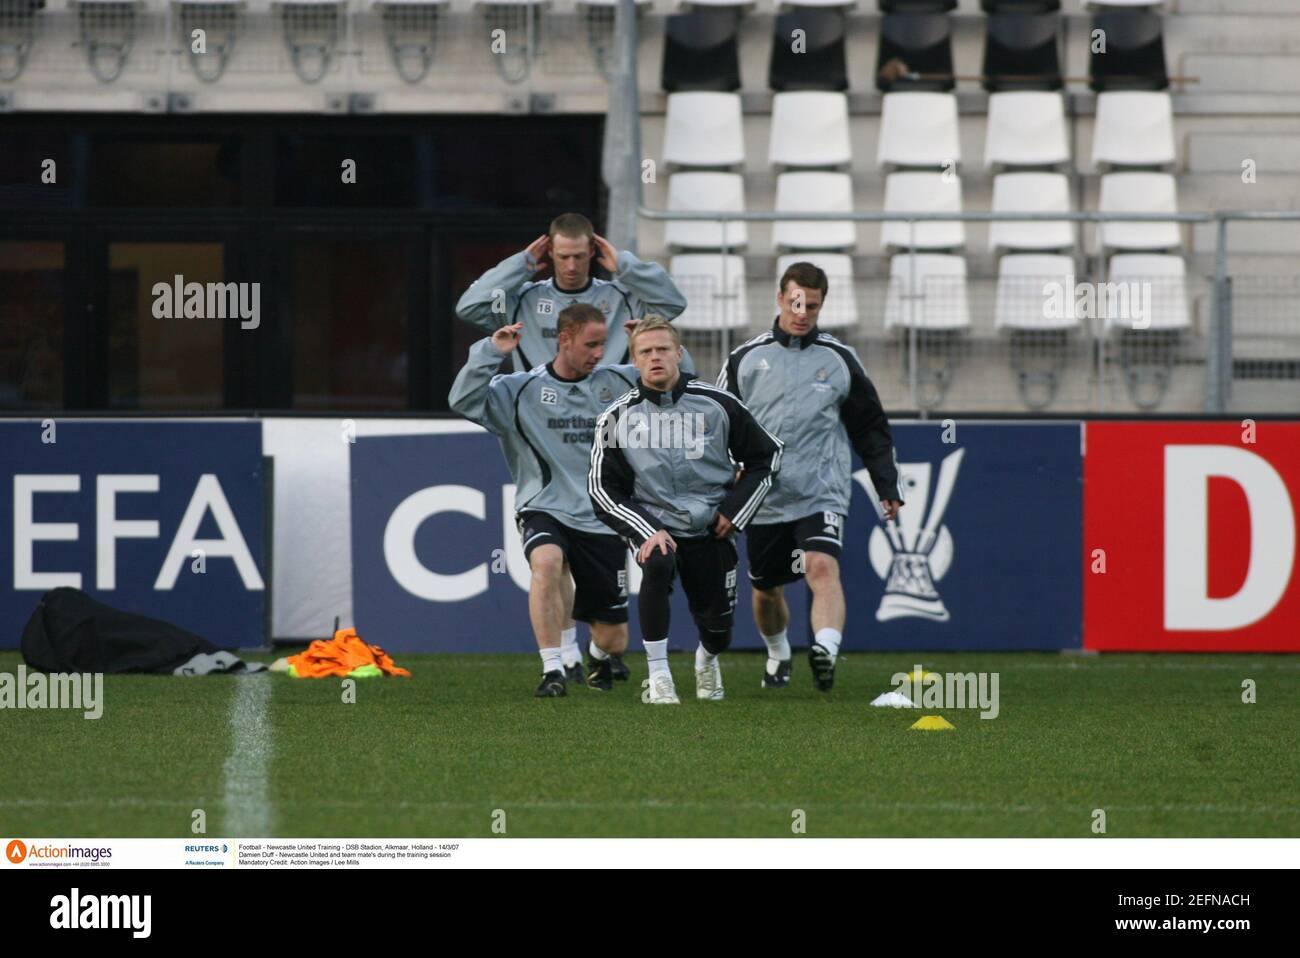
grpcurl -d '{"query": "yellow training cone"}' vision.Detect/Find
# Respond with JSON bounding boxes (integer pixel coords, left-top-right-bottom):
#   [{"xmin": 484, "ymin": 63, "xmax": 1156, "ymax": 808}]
[{"xmin": 910, "ymin": 715, "xmax": 955, "ymax": 731}]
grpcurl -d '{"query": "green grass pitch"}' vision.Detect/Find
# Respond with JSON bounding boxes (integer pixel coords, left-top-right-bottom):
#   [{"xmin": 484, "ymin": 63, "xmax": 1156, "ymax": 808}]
[{"xmin": 3, "ymin": 650, "xmax": 1298, "ymax": 838}]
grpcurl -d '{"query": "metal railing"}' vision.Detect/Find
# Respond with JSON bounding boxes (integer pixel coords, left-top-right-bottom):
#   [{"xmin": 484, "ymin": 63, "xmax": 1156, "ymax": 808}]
[{"xmin": 633, "ymin": 207, "xmax": 1300, "ymax": 415}]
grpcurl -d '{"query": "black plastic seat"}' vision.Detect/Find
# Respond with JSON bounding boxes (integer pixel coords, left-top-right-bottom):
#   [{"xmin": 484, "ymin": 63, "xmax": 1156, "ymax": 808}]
[
  {"xmin": 876, "ymin": 13, "xmax": 954, "ymax": 92},
  {"xmin": 983, "ymin": 12, "xmax": 1062, "ymax": 91},
  {"xmin": 1089, "ymin": 10, "xmax": 1169, "ymax": 92},
  {"xmin": 661, "ymin": 8, "xmax": 741, "ymax": 93},
  {"xmin": 769, "ymin": 8, "xmax": 848, "ymax": 92},
  {"xmin": 879, "ymin": 0, "xmax": 956, "ymax": 12},
  {"xmin": 981, "ymin": 0, "xmax": 1059, "ymax": 12}
]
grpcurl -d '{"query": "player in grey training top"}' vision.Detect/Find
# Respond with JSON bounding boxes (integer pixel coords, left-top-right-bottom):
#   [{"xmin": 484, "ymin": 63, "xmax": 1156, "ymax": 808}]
[
  {"xmin": 717, "ymin": 262, "xmax": 904, "ymax": 693},
  {"xmin": 455, "ymin": 211, "xmax": 689, "ymax": 373},
  {"xmin": 589, "ymin": 317, "xmax": 783, "ymax": 705},
  {"xmin": 450, "ymin": 304, "xmax": 639, "ymax": 697}
]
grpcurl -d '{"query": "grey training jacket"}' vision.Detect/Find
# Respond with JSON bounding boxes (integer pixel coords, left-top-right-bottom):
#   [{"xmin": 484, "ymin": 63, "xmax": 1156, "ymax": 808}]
[
  {"xmin": 588, "ymin": 376, "xmax": 784, "ymax": 545},
  {"xmin": 450, "ymin": 336, "xmax": 640, "ymax": 536},
  {"xmin": 717, "ymin": 320, "xmax": 903, "ymax": 524},
  {"xmin": 455, "ymin": 249, "xmax": 689, "ymax": 373}
]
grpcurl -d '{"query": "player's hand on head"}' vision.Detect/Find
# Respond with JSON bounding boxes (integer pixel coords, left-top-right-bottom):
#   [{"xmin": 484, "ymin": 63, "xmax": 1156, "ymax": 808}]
[
  {"xmin": 592, "ymin": 234, "xmax": 618, "ymax": 272},
  {"xmin": 525, "ymin": 235, "xmax": 550, "ymax": 273},
  {"xmin": 492, "ymin": 323, "xmax": 524, "ymax": 354}
]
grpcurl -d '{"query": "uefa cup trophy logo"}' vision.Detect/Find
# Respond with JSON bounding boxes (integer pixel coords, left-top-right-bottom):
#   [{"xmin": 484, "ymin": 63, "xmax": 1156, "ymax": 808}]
[{"xmin": 853, "ymin": 448, "xmax": 965, "ymax": 622}]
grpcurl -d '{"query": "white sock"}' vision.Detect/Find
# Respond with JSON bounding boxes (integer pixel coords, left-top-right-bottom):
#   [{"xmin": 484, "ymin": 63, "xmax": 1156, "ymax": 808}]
[
  {"xmin": 761, "ymin": 629, "xmax": 791, "ymax": 662},
  {"xmin": 695, "ymin": 644, "xmax": 717, "ymax": 670},
  {"xmin": 644, "ymin": 639, "xmax": 670, "ymax": 678},
  {"xmin": 588, "ymin": 640, "xmax": 609, "ymax": 661},
  {"xmin": 815, "ymin": 628, "xmax": 843, "ymax": 660},
  {"xmin": 560, "ymin": 626, "xmax": 580, "ymax": 667},
  {"xmin": 540, "ymin": 646, "xmax": 564, "ymax": 675}
]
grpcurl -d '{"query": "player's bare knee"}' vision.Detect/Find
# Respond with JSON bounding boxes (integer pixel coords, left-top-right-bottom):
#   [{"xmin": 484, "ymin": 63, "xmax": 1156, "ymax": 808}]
[
  {"xmin": 805, "ymin": 552, "xmax": 839, "ymax": 588},
  {"xmin": 528, "ymin": 545, "xmax": 565, "ymax": 581}
]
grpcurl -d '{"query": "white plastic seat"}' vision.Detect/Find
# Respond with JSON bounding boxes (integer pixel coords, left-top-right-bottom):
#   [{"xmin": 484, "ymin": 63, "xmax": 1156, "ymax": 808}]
[
  {"xmin": 989, "ymin": 172, "xmax": 1075, "ymax": 253},
  {"xmin": 664, "ymin": 173, "xmax": 748, "ymax": 251},
  {"xmin": 884, "ymin": 254, "xmax": 970, "ymax": 330},
  {"xmin": 1106, "ymin": 254, "xmax": 1190, "ymax": 331},
  {"xmin": 768, "ymin": 92, "xmax": 852, "ymax": 168},
  {"xmin": 995, "ymin": 254, "xmax": 1079, "ymax": 331},
  {"xmin": 1092, "ymin": 91, "xmax": 1176, "ymax": 169},
  {"xmin": 669, "ymin": 254, "xmax": 751, "ymax": 330},
  {"xmin": 984, "ymin": 91, "xmax": 1070, "ymax": 168},
  {"xmin": 1085, "ymin": 1, "xmax": 1166, "ymax": 8},
  {"xmin": 877, "ymin": 92, "xmax": 960, "ymax": 170},
  {"xmin": 775, "ymin": 253, "xmax": 858, "ymax": 329},
  {"xmin": 663, "ymin": 92, "xmax": 745, "ymax": 169},
  {"xmin": 773, "ymin": 172, "xmax": 856, "ymax": 251},
  {"xmin": 1098, "ymin": 172, "xmax": 1181, "ymax": 252},
  {"xmin": 881, "ymin": 172, "xmax": 965, "ymax": 251}
]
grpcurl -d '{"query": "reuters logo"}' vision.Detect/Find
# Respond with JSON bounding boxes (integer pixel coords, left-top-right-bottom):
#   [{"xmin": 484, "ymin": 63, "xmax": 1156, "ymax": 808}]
[{"xmin": 6, "ymin": 840, "xmax": 27, "ymax": 864}]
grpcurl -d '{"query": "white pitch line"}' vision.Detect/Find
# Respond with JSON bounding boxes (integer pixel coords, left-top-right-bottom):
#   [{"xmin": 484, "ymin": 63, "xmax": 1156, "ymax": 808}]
[{"xmin": 221, "ymin": 675, "xmax": 273, "ymax": 837}]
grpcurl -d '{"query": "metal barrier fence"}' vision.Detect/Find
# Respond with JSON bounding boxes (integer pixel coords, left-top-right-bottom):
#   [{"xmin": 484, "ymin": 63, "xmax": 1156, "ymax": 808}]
[
  {"xmin": 635, "ymin": 208, "xmax": 1300, "ymax": 415},
  {"xmin": 0, "ymin": 3, "xmax": 614, "ymax": 89}
]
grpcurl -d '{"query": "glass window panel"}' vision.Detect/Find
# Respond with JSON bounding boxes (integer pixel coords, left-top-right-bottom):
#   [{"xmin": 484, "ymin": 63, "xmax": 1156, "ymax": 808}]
[
  {"xmin": 292, "ymin": 240, "xmax": 410, "ymax": 410},
  {"xmin": 0, "ymin": 242, "xmax": 65, "ymax": 409},
  {"xmin": 108, "ymin": 242, "xmax": 225, "ymax": 409},
  {"xmin": 90, "ymin": 138, "xmax": 241, "ymax": 207}
]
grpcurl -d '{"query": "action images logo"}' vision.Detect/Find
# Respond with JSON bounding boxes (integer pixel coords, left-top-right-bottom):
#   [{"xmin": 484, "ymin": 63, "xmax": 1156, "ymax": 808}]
[{"xmin": 855, "ymin": 448, "xmax": 965, "ymax": 622}]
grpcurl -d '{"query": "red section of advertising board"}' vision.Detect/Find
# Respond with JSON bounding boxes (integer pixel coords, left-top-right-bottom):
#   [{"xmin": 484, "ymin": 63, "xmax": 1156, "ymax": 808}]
[{"xmin": 1084, "ymin": 422, "xmax": 1300, "ymax": 651}]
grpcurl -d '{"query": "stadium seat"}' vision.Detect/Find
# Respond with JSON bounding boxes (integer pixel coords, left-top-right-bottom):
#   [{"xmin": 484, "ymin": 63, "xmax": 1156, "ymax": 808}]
[
  {"xmin": 1106, "ymin": 252, "xmax": 1188, "ymax": 409},
  {"xmin": 982, "ymin": 12, "xmax": 1062, "ymax": 92},
  {"xmin": 1098, "ymin": 172, "xmax": 1181, "ymax": 252},
  {"xmin": 878, "ymin": 91, "xmax": 960, "ymax": 169},
  {"xmin": 668, "ymin": 254, "xmax": 751, "ymax": 330},
  {"xmin": 876, "ymin": 13, "xmax": 955, "ymax": 92},
  {"xmin": 879, "ymin": 0, "xmax": 956, "ymax": 11},
  {"xmin": 663, "ymin": 92, "xmax": 745, "ymax": 168},
  {"xmin": 664, "ymin": 172, "xmax": 749, "ymax": 252},
  {"xmin": 995, "ymin": 252, "xmax": 1080, "ymax": 409},
  {"xmin": 981, "ymin": 1, "xmax": 1059, "ymax": 11},
  {"xmin": 884, "ymin": 253, "xmax": 970, "ymax": 330},
  {"xmin": 661, "ymin": 8, "xmax": 742, "ymax": 92},
  {"xmin": 983, "ymin": 91, "xmax": 1069, "ymax": 168},
  {"xmin": 773, "ymin": 171, "xmax": 857, "ymax": 251},
  {"xmin": 995, "ymin": 253, "xmax": 1078, "ymax": 331},
  {"xmin": 768, "ymin": 91, "xmax": 852, "ymax": 168},
  {"xmin": 1106, "ymin": 253, "xmax": 1189, "ymax": 331},
  {"xmin": 769, "ymin": 7, "xmax": 848, "ymax": 92},
  {"xmin": 1085, "ymin": 1, "xmax": 1167, "ymax": 8},
  {"xmin": 881, "ymin": 171, "xmax": 965, "ymax": 251},
  {"xmin": 1089, "ymin": 9, "xmax": 1169, "ymax": 92},
  {"xmin": 775, "ymin": 253, "xmax": 859, "ymax": 330},
  {"xmin": 1091, "ymin": 91, "xmax": 1175, "ymax": 169},
  {"xmin": 989, "ymin": 172, "xmax": 1075, "ymax": 253}
]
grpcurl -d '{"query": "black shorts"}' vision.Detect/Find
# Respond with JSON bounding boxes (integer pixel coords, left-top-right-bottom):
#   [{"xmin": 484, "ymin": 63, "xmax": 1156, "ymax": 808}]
[
  {"xmin": 745, "ymin": 511, "xmax": 845, "ymax": 591},
  {"xmin": 638, "ymin": 534, "xmax": 739, "ymax": 630},
  {"xmin": 518, "ymin": 512, "xmax": 629, "ymax": 624}
]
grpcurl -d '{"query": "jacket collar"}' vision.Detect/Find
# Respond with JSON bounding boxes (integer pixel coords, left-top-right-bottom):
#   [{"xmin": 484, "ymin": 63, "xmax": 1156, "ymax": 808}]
[
  {"xmin": 545, "ymin": 361, "xmax": 587, "ymax": 384},
  {"xmin": 551, "ymin": 275, "xmax": 595, "ymax": 296},
  {"xmin": 771, "ymin": 316, "xmax": 819, "ymax": 349},
  {"xmin": 637, "ymin": 374, "xmax": 690, "ymax": 406}
]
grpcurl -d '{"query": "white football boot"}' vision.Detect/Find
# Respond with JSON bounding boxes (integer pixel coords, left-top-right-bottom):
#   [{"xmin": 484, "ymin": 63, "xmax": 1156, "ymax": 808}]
[
  {"xmin": 644, "ymin": 672, "xmax": 681, "ymax": 704},
  {"xmin": 695, "ymin": 656, "xmax": 724, "ymax": 701}
]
